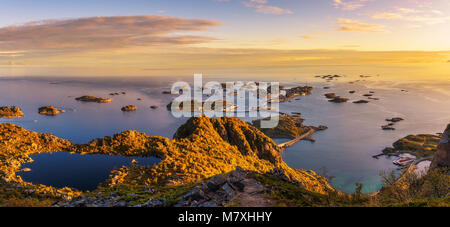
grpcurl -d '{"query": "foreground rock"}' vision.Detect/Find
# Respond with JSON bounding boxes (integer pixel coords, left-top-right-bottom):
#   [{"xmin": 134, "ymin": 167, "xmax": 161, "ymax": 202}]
[
  {"xmin": 175, "ymin": 167, "xmax": 272, "ymax": 207},
  {"xmin": 55, "ymin": 195, "xmax": 166, "ymax": 208},
  {"xmin": 0, "ymin": 106, "xmax": 24, "ymax": 118},
  {"xmin": 38, "ymin": 106, "xmax": 64, "ymax": 116},
  {"xmin": 431, "ymin": 124, "xmax": 450, "ymax": 169},
  {"xmin": 75, "ymin": 96, "xmax": 112, "ymax": 103},
  {"xmin": 121, "ymin": 105, "xmax": 137, "ymax": 112}
]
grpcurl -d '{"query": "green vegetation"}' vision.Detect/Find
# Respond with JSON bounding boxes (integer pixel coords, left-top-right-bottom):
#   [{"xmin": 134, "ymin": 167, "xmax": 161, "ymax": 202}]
[
  {"xmin": 383, "ymin": 134, "xmax": 441, "ymax": 157},
  {"xmin": 370, "ymin": 167, "xmax": 449, "ymax": 207}
]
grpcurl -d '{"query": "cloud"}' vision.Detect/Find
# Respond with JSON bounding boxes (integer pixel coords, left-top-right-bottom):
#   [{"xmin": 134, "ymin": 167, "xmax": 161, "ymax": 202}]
[
  {"xmin": 333, "ymin": 0, "xmax": 367, "ymax": 11},
  {"xmin": 0, "ymin": 15, "xmax": 221, "ymax": 52},
  {"xmin": 336, "ymin": 18, "xmax": 387, "ymax": 33},
  {"xmin": 300, "ymin": 35, "xmax": 316, "ymax": 39},
  {"xmin": 372, "ymin": 13, "xmax": 403, "ymax": 19},
  {"xmin": 243, "ymin": 0, "xmax": 292, "ymax": 15},
  {"xmin": 372, "ymin": 7, "xmax": 450, "ymax": 25}
]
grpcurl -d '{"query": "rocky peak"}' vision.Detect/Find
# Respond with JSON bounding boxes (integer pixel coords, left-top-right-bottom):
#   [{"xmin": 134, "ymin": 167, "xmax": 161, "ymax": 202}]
[
  {"xmin": 431, "ymin": 124, "xmax": 450, "ymax": 169},
  {"xmin": 173, "ymin": 116, "xmax": 282, "ymax": 164}
]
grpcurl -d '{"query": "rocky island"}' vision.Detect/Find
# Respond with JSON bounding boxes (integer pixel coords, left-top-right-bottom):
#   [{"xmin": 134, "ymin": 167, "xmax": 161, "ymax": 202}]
[
  {"xmin": 0, "ymin": 106, "xmax": 24, "ymax": 118},
  {"xmin": 328, "ymin": 97, "xmax": 349, "ymax": 103},
  {"xmin": 279, "ymin": 86, "xmax": 313, "ymax": 103},
  {"xmin": 75, "ymin": 96, "xmax": 112, "ymax": 103},
  {"xmin": 38, "ymin": 106, "xmax": 64, "ymax": 116},
  {"xmin": 324, "ymin": 93, "xmax": 348, "ymax": 103},
  {"xmin": 121, "ymin": 105, "xmax": 137, "ymax": 112},
  {"xmin": 252, "ymin": 115, "xmax": 310, "ymax": 139},
  {"xmin": 353, "ymin": 100, "xmax": 369, "ymax": 104}
]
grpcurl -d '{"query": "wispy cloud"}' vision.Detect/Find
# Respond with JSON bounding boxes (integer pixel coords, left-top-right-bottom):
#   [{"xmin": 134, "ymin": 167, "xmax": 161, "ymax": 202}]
[
  {"xmin": 0, "ymin": 15, "xmax": 221, "ymax": 52},
  {"xmin": 300, "ymin": 35, "xmax": 316, "ymax": 39},
  {"xmin": 372, "ymin": 7, "xmax": 450, "ymax": 25},
  {"xmin": 333, "ymin": 0, "xmax": 368, "ymax": 11},
  {"xmin": 336, "ymin": 18, "xmax": 387, "ymax": 33},
  {"xmin": 243, "ymin": 0, "xmax": 292, "ymax": 15}
]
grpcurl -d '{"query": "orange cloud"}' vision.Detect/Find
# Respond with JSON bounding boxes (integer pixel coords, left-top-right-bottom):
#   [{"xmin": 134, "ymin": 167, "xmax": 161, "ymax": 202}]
[
  {"xmin": 372, "ymin": 13, "xmax": 403, "ymax": 19},
  {"xmin": 336, "ymin": 18, "xmax": 387, "ymax": 33},
  {"xmin": 243, "ymin": 0, "xmax": 292, "ymax": 15},
  {"xmin": 300, "ymin": 35, "xmax": 316, "ymax": 39},
  {"xmin": 0, "ymin": 15, "xmax": 221, "ymax": 52},
  {"xmin": 333, "ymin": 0, "xmax": 367, "ymax": 11},
  {"xmin": 372, "ymin": 7, "xmax": 450, "ymax": 25}
]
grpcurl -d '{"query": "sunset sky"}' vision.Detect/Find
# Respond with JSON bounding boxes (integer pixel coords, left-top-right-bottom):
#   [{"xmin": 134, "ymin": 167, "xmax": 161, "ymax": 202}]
[{"xmin": 0, "ymin": 0, "xmax": 449, "ymax": 76}]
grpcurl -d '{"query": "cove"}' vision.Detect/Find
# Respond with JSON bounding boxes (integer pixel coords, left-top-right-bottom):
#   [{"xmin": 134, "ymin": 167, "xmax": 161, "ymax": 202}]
[{"xmin": 18, "ymin": 152, "xmax": 160, "ymax": 191}]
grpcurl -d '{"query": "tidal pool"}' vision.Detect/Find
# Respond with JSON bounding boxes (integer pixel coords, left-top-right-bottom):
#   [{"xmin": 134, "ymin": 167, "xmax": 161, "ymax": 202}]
[{"xmin": 18, "ymin": 152, "xmax": 160, "ymax": 191}]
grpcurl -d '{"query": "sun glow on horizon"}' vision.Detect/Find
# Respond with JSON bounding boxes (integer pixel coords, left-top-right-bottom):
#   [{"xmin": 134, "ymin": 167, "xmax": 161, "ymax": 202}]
[{"xmin": 0, "ymin": 0, "xmax": 449, "ymax": 77}]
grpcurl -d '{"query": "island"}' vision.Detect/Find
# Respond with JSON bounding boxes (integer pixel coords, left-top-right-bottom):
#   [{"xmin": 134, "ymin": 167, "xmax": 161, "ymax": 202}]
[
  {"xmin": 75, "ymin": 96, "xmax": 112, "ymax": 103},
  {"xmin": 0, "ymin": 106, "xmax": 24, "ymax": 118},
  {"xmin": 121, "ymin": 105, "xmax": 138, "ymax": 112},
  {"xmin": 38, "ymin": 106, "xmax": 65, "ymax": 116}
]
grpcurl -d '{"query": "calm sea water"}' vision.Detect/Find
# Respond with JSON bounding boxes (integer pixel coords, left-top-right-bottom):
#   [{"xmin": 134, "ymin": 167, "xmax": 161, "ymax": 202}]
[
  {"xmin": 1, "ymin": 74, "xmax": 449, "ymax": 193},
  {"xmin": 19, "ymin": 153, "xmax": 160, "ymax": 191}
]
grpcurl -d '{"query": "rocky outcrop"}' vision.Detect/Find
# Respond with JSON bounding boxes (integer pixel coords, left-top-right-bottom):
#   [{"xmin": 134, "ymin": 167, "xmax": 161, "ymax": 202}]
[
  {"xmin": 431, "ymin": 124, "xmax": 450, "ymax": 169},
  {"xmin": 0, "ymin": 106, "xmax": 24, "ymax": 118},
  {"xmin": 380, "ymin": 134, "xmax": 441, "ymax": 158},
  {"xmin": 252, "ymin": 115, "xmax": 309, "ymax": 139},
  {"xmin": 1, "ymin": 116, "xmax": 332, "ymax": 206},
  {"xmin": 0, "ymin": 123, "xmax": 71, "ymax": 181},
  {"xmin": 175, "ymin": 167, "xmax": 271, "ymax": 207},
  {"xmin": 75, "ymin": 96, "xmax": 112, "ymax": 103},
  {"xmin": 174, "ymin": 116, "xmax": 282, "ymax": 164},
  {"xmin": 121, "ymin": 105, "xmax": 137, "ymax": 112},
  {"xmin": 38, "ymin": 106, "xmax": 64, "ymax": 116}
]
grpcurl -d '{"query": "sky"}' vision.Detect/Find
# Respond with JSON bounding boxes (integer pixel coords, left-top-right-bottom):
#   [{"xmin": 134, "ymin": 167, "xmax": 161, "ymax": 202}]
[{"xmin": 0, "ymin": 0, "xmax": 449, "ymax": 77}]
